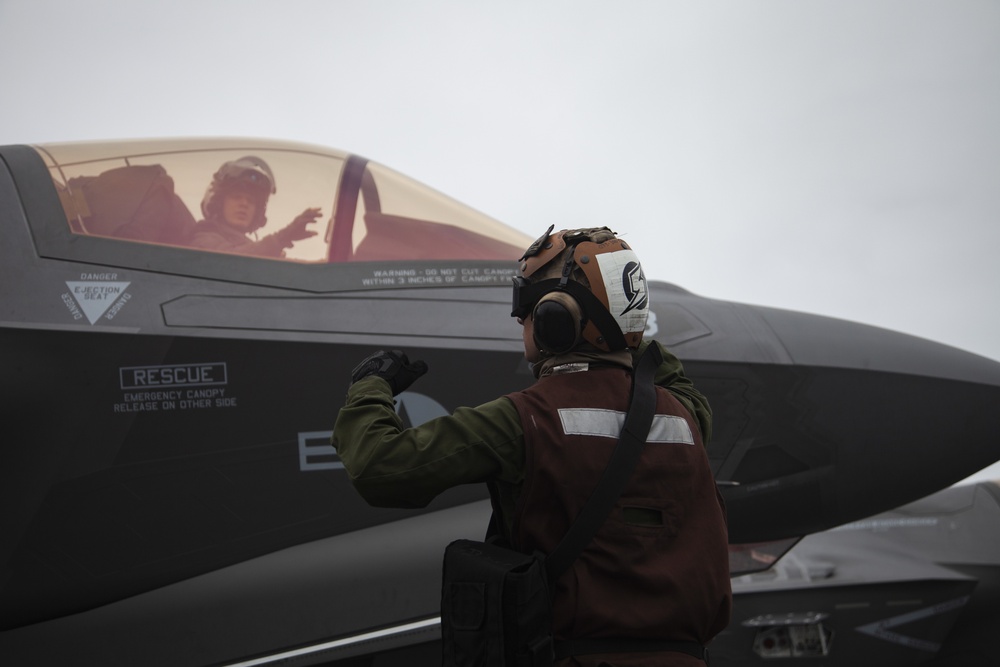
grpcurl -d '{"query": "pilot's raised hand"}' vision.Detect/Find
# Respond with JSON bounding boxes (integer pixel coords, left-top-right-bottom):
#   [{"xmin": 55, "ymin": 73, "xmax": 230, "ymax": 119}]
[
  {"xmin": 351, "ymin": 350, "xmax": 428, "ymax": 396},
  {"xmin": 275, "ymin": 207, "xmax": 322, "ymax": 247}
]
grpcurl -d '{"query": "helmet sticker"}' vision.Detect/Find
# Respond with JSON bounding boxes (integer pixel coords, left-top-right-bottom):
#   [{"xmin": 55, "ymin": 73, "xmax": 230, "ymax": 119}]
[
  {"xmin": 595, "ymin": 249, "xmax": 648, "ymax": 336},
  {"xmin": 621, "ymin": 260, "xmax": 648, "ymax": 315}
]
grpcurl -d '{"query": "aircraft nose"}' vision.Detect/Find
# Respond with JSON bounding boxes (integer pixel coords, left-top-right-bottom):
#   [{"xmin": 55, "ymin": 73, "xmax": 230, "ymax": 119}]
[
  {"xmin": 658, "ymin": 291, "xmax": 1000, "ymax": 543},
  {"xmin": 761, "ymin": 304, "xmax": 1000, "ymax": 387}
]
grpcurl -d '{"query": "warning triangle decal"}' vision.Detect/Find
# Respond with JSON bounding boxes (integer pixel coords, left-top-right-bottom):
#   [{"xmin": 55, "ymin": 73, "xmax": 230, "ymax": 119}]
[{"xmin": 66, "ymin": 281, "xmax": 131, "ymax": 324}]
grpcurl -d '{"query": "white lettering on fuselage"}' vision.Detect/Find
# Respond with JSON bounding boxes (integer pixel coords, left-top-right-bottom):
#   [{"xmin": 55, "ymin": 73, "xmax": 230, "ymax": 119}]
[
  {"xmin": 63, "ymin": 275, "xmax": 133, "ymax": 324},
  {"xmin": 360, "ymin": 266, "xmax": 518, "ymax": 287},
  {"xmin": 114, "ymin": 362, "xmax": 238, "ymax": 413},
  {"xmin": 128, "ymin": 365, "xmax": 219, "ymax": 387}
]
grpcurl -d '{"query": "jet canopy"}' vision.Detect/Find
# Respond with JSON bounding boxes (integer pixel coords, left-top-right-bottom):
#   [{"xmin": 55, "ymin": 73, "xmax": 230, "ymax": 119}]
[{"xmin": 35, "ymin": 137, "xmax": 531, "ymax": 264}]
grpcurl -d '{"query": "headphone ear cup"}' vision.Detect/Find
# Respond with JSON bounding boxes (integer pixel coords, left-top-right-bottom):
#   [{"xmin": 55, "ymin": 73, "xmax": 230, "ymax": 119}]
[{"xmin": 533, "ymin": 292, "xmax": 583, "ymax": 355}]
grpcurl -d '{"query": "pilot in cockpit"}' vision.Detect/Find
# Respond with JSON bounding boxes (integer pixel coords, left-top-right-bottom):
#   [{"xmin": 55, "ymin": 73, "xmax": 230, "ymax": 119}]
[{"xmin": 191, "ymin": 156, "xmax": 321, "ymax": 258}]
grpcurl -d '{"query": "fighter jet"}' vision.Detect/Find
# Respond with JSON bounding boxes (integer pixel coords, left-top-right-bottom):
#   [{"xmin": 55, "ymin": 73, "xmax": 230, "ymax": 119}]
[{"xmin": 1, "ymin": 137, "xmax": 998, "ymax": 666}]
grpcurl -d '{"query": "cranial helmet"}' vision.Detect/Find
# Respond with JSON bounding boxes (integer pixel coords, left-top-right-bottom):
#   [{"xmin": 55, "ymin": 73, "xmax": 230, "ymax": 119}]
[
  {"xmin": 201, "ymin": 156, "xmax": 277, "ymax": 231},
  {"xmin": 511, "ymin": 225, "xmax": 649, "ymax": 355}
]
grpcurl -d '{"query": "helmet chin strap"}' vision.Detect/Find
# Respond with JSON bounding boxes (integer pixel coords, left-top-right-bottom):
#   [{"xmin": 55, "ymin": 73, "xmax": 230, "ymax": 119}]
[{"xmin": 557, "ymin": 245, "xmax": 578, "ymax": 288}]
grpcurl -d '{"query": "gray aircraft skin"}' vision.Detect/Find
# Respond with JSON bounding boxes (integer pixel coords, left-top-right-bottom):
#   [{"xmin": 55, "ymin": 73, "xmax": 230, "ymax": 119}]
[
  {"xmin": 717, "ymin": 479, "xmax": 1000, "ymax": 667},
  {"xmin": 1, "ymin": 138, "xmax": 998, "ymax": 666}
]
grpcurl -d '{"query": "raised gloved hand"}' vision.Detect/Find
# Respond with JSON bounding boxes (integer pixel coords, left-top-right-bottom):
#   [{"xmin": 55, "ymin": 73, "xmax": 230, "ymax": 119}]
[
  {"xmin": 274, "ymin": 207, "xmax": 322, "ymax": 247},
  {"xmin": 351, "ymin": 349, "xmax": 428, "ymax": 396}
]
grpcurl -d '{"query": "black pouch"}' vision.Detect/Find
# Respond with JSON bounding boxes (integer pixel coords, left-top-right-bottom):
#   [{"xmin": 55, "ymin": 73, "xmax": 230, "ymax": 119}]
[{"xmin": 441, "ymin": 539, "xmax": 554, "ymax": 667}]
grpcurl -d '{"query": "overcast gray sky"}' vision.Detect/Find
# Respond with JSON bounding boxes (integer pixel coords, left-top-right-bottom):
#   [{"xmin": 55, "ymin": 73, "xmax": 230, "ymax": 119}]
[{"xmin": 1, "ymin": 0, "xmax": 998, "ymax": 480}]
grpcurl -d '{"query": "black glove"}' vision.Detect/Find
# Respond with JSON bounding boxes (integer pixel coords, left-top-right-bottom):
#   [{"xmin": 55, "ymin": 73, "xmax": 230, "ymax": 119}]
[{"xmin": 351, "ymin": 349, "xmax": 428, "ymax": 396}]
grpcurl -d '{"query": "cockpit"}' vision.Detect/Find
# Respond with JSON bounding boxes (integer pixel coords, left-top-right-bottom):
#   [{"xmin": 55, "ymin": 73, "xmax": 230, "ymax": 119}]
[{"xmin": 35, "ymin": 138, "xmax": 530, "ymax": 265}]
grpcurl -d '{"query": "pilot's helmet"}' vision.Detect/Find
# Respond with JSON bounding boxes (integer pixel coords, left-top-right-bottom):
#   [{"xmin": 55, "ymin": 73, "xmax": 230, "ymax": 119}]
[
  {"xmin": 201, "ymin": 156, "xmax": 277, "ymax": 231},
  {"xmin": 510, "ymin": 225, "xmax": 649, "ymax": 355}
]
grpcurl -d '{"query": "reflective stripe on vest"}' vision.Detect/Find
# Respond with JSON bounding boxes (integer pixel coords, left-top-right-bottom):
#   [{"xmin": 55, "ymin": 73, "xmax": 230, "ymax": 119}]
[{"xmin": 557, "ymin": 409, "xmax": 695, "ymax": 445}]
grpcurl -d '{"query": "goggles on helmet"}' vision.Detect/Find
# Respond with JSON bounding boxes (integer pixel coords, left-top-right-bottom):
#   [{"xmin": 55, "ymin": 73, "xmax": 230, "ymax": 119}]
[{"xmin": 511, "ymin": 276, "xmax": 548, "ymax": 320}]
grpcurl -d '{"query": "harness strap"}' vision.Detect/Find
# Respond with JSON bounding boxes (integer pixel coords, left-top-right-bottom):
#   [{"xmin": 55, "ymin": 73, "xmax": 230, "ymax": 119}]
[
  {"xmin": 555, "ymin": 639, "xmax": 708, "ymax": 663},
  {"xmin": 544, "ymin": 342, "xmax": 661, "ymax": 582}
]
